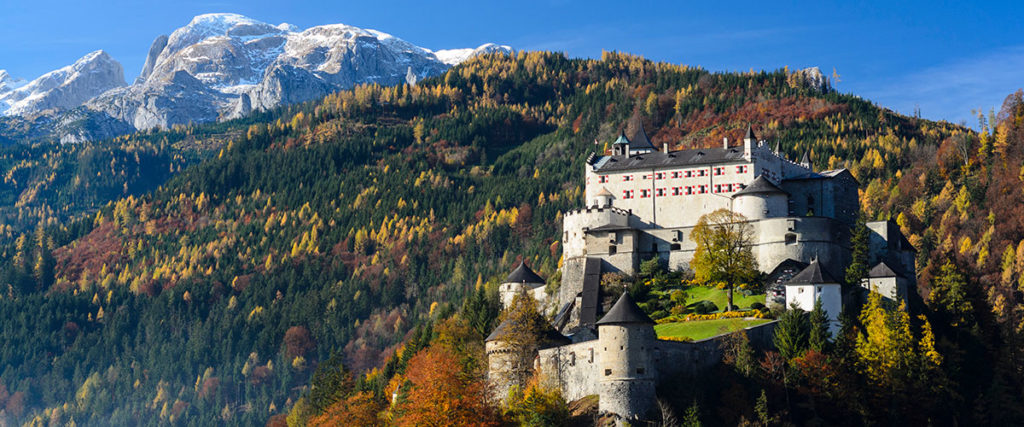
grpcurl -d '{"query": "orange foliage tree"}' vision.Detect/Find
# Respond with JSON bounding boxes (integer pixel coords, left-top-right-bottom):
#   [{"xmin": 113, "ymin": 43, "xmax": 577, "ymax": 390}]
[
  {"xmin": 393, "ymin": 345, "xmax": 500, "ymax": 426},
  {"xmin": 310, "ymin": 391, "xmax": 382, "ymax": 427}
]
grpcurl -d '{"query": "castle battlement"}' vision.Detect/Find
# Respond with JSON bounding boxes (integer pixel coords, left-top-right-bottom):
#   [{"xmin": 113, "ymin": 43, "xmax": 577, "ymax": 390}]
[{"xmin": 563, "ymin": 206, "xmax": 631, "ymax": 218}]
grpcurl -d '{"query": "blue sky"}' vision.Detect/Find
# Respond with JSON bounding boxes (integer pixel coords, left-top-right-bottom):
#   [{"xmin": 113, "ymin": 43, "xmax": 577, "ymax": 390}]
[{"xmin": 0, "ymin": 0, "xmax": 1021, "ymax": 127}]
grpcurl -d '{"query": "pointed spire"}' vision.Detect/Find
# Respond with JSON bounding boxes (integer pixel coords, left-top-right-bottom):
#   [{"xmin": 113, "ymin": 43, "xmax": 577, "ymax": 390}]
[
  {"xmin": 773, "ymin": 141, "xmax": 780, "ymax": 154},
  {"xmin": 800, "ymin": 151, "xmax": 811, "ymax": 167},
  {"xmin": 744, "ymin": 124, "xmax": 757, "ymax": 142},
  {"xmin": 625, "ymin": 111, "xmax": 654, "ymax": 151},
  {"xmin": 505, "ymin": 260, "xmax": 545, "ymax": 284}
]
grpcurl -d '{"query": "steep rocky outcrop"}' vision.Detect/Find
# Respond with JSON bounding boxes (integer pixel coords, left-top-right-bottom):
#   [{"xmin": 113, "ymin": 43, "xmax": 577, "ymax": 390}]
[{"xmin": 0, "ymin": 51, "xmax": 126, "ymax": 116}]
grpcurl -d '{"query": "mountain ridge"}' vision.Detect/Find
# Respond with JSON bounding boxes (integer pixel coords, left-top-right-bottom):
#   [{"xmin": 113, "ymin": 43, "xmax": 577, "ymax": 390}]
[{"xmin": 0, "ymin": 13, "xmax": 512, "ymax": 142}]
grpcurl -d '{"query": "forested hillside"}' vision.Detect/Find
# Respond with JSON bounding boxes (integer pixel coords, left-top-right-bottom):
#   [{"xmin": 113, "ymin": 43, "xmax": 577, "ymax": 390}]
[{"xmin": 2, "ymin": 50, "xmax": 1009, "ymax": 425}]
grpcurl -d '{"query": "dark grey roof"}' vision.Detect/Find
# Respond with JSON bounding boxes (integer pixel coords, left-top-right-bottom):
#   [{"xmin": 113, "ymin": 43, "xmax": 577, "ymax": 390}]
[
  {"xmin": 625, "ymin": 113, "xmax": 656, "ymax": 151},
  {"xmin": 732, "ymin": 175, "xmax": 787, "ymax": 198},
  {"xmin": 585, "ymin": 224, "xmax": 634, "ymax": 233},
  {"xmin": 786, "ymin": 259, "xmax": 839, "ymax": 286},
  {"xmin": 485, "ymin": 317, "xmax": 571, "ymax": 347},
  {"xmin": 593, "ymin": 146, "xmax": 746, "ymax": 173},
  {"xmin": 596, "ymin": 292, "xmax": 654, "ymax": 325},
  {"xmin": 868, "ymin": 261, "xmax": 900, "ymax": 278},
  {"xmin": 505, "ymin": 261, "xmax": 545, "ymax": 285},
  {"xmin": 580, "ymin": 258, "xmax": 601, "ymax": 327},
  {"xmin": 744, "ymin": 124, "xmax": 757, "ymax": 141}
]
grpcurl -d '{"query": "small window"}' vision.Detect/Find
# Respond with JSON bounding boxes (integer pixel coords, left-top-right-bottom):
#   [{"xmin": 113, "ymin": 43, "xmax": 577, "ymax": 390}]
[
  {"xmin": 609, "ymin": 245, "xmax": 617, "ymax": 255},
  {"xmin": 685, "ymin": 170, "xmax": 694, "ymax": 178},
  {"xmin": 670, "ymin": 243, "xmax": 681, "ymax": 251},
  {"xmin": 605, "ymin": 369, "xmax": 612, "ymax": 376},
  {"xmin": 623, "ymin": 175, "xmax": 633, "ymax": 182},
  {"xmin": 640, "ymin": 189, "xmax": 650, "ymax": 198},
  {"xmin": 686, "ymin": 186, "xmax": 693, "ymax": 195},
  {"xmin": 599, "ymin": 176, "xmax": 608, "ymax": 183},
  {"xmin": 570, "ymin": 352, "xmax": 576, "ymax": 366},
  {"xmin": 656, "ymin": 188, "xmax": 665, "ymax": 197},
  {"xmin": 785, "ymin": 233, "xmax": 797, "ymax": 245},
  {"xmin": 636, "ymin": 368, "xmax": 645, "ymax": 375}
]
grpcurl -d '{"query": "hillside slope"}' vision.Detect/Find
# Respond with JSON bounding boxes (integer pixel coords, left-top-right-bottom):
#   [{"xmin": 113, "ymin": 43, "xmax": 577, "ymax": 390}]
[{"xmin": 0, "ymin": 52, "xmax": 979, "ymax": 425}]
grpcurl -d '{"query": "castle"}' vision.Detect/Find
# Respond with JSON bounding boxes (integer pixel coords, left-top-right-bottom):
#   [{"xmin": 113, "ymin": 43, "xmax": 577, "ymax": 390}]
[{"xmin": 486, "ymin": 117, "xmax": 917, "ymax": 423}]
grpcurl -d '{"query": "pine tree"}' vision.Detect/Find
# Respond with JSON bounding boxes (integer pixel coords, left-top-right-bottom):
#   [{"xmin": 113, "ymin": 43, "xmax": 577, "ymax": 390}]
[
  {"xmin": 774, "ymin": 303, "xmax": 810, "ymax": 360},
  {"xmin": 809, "ymin": 297, "xmax": 831, "ymax": 352},
  {"xmin": 845, "ymin": 215, "xmax": 870, "ymax": 289}
]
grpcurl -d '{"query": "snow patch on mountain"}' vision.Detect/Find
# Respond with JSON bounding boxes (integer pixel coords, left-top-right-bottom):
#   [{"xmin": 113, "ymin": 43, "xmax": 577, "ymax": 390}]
[
  {"xmin": 0, "ymin": 51, "xmax": 126, "ymax": 116},
  {"xmin": 433, "ymin": 43, "xmax": 513, "ymax": 66}
]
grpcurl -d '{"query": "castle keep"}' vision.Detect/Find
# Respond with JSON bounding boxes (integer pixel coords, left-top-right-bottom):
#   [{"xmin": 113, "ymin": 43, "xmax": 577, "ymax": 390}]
[{"xmin": 487, "ymin": 118, "xmax": 917, "ymax": 423}]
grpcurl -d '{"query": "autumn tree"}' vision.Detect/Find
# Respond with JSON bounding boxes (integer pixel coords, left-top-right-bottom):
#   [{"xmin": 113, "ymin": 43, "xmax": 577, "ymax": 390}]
[
  {"xmin": 856, "ymin": 290, "xmax": 944, "ymax": 418},
  {"xmin": 690, "ymin": 209, "xmax": 758, "ymax": 311},
  {"xmin": 310, "ymin": 391, "xmax": 382, "ymax": 427},
  {"xmin": 393, "ymin": 345, "xmax": 500, "ymax": 426},
  {"xmin": 492, "ymin": 290, "xmax": 551, "ymax": 391}
]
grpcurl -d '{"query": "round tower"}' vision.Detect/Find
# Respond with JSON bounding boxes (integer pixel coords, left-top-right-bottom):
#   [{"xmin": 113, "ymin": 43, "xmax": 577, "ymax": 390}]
[
  {"xmin": 499, "ymin": 261, "xmax": 546, "ymax": 309},
  {"xmin": 592, "ymin": 186, "xmax": 615, "ymax": 208},
  {"xmin": 732, "ymin": 175, "xmax": 789, "ymax": 220},
  {"xmin": 595, "ymin": 292, "xmax": 657, "ymax": 421}
]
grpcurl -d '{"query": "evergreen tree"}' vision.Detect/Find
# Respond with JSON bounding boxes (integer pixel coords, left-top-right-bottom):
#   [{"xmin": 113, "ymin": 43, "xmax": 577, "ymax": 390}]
[
  {"xmin": 462, "ymin": 285, "xmax": 501, "ymax": 338},
  {"xmin": 845, "ymin": 216, "xmax": 870, "ymax": 289},
  {"xmin": 808, "ymin": 297, "xmax": 831, "ymax": 352},
  {"xmin": 774, "ymin": 303, "xmax": 810, "ymax": 360}
]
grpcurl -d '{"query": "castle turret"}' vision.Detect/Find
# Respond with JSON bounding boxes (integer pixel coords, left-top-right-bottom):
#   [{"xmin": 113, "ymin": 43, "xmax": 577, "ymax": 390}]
[
  {"xmin": 731, "ymin": 175, "xmax": 789, "ymax": 220},
  {"xmin": 499, "ymin": 261, "xmax": 546, "ymax": 308},
  {"xmin": 596, "ymin": 292, "xmax": 657, "ymax": 422},
  {"xmin": 592, "ymin": 186, "xmax": 614, "ymax": 208},
  {"xmin": 743, "ymin": 124, "xmax": 757, "ymax": 160},
  {"xmin": 784, "ymin": 259, "xmax": 842, "ymax": 335}
]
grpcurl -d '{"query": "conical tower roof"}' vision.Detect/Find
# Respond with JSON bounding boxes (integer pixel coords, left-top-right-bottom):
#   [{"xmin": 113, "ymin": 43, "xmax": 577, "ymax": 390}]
[
  {"xmin": 612, "ymin": 132, "xmax": 630, "ymax": 145},
  {"xmin": 732, "ymin": 175, "xmax": 787, "ymax": 198},
  {"xmin": 786, "ymin": 259, "xmax": 838, "ymax": 286},
  {"xmin": 624, "ymin": 112, "xmax": 655, "ymax": 151},
  {"xmin": 505, "ymin": 261, "xmax": 545, "ymax": 284},
  {"xmin": 595, "ymin": 186, "xmax": 614, "ymax": 197},
  {"xmin": 596, "ymin": 292, "xmax": 654, "ymax": 325}
]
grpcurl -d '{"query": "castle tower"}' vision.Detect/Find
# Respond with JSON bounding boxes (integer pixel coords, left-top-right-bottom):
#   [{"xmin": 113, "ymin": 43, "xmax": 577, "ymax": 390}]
[
  {"xmin": 784, "ymin": 259, "xmax": 842, "ymax": 335},
  {"xmin": 592, "ymin": 186, "xmax": 614, "ymax": 208},
  {"xmin": 595, "ymin": 292, "xmax": 657, "ymax": 422},
  {"xmin": 485, "ymin": 308, "xmax": 570, "ymax": 401},
  {"xmin": 499, "ymin": 261, "xmax": 546, "ymax": 308},
  {"xmin": 732, "ymin": 175, "xmax": 789, "ymax": 220}
]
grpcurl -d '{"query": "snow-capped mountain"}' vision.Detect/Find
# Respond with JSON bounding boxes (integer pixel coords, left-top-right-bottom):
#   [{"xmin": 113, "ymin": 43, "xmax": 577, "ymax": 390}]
[
  {"xmin": 0, "ymin": 13, "xmax": 511, "ymax": 142},
  {"xmin": 0, "ymin": 51, "xmax": 125, "ymax": 116},
  {"xmin": 87, "ymin": 13, "xmax": 512, "ymax": 130}
]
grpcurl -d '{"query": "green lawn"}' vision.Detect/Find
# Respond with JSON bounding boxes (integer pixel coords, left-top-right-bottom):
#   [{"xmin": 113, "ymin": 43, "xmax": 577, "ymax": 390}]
[
  {"xmin": 655, "ymin": 318, "xmax": 773, "ymax": 341},
  {"xmin": 682, "ymin": 286, "xmax": 765, "ymax": 310}
]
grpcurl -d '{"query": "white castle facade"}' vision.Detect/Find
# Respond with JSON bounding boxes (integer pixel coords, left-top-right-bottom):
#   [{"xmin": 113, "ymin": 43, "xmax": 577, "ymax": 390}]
[{"xmin": 487, "ymin": 119, "xmax": 917, "ymax": 423}]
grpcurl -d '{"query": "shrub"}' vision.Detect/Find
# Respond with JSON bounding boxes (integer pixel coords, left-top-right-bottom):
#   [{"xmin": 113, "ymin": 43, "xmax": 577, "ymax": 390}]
[
  {"xmin": 691, "ymin": 300, "xmax": 718, "ymax": 315},
  {"xmin": 749, "ymin": 302, "xmax": 766, "ymax": 311}
]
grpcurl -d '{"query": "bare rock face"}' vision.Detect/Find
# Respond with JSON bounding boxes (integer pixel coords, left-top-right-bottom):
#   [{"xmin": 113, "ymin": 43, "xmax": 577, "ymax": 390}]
[{"xmin": 0, "ymin": 51, "xmax": 126, "ymax": 116}]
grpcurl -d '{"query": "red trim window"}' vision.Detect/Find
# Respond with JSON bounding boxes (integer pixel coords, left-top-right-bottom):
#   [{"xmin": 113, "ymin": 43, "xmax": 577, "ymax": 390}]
[
  {"xmin": 655, "ymin": 172, "xmax": 665, "ymax": 180},
  {"xmin": 623, "ymin": 190, "xmax": 634, "ymax": 199},
  {"xmin": 697, "ymin": 169, "xmax": 707, "ymax": 177},
  {"xmin": 656, "ymin": 188, "xmax": 666, "ymax": 197},
  {"xmin": 623, "ymin": 175, "xmax": 633, "ymax": 182},
  {"xmin": 599, "ymin": 175, "xmax": 608, "ymax": 183},
  {"xmin": 698, "ymin": 185, "xmax": 708, "ymax": 194},
  {"xmin": 714, "ymin": 184, "xmax": 722, "ymax": 193},
  {"xmin": 671, "ymin": 171, "xmax": 681, "ymax": 179},
  {"xmin": 686, "ymin": 186, "xmax": 694, "ymax": 195},
  {"xmin": 736, "ymin": 165, "xmax": 748, "ymax": 173},
  {"xmin": 714, "ymin": 167, "xmax": 724, "ymax": 176},
  {"xmin": 685, "ymin": 170, "xmax": 694, "ymax": 178},
  {"xmin": 640, "ymin": 189, "xmax": 651, "ymax": 198}
]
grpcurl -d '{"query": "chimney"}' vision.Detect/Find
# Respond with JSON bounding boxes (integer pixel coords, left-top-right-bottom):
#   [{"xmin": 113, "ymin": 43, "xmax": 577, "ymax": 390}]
[
  {"xmin": 662, "ymin": 142, "xmax": 670, "ymax": 153},
  {"xmin": 723, "ymin": 137, "xmax": 729, "ymax": 149}
]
